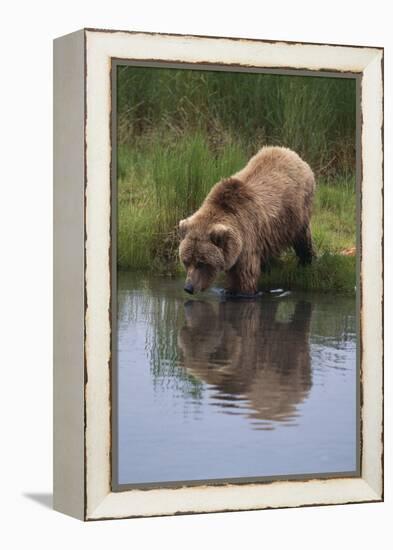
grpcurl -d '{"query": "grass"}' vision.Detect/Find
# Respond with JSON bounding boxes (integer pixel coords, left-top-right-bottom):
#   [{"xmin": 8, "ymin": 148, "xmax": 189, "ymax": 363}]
[
  {"xmin": 117, "ymin": 131, "xmax": 249, "ymax": 272},
  {"xmin": 260, "ymin": 254, "xmax": 356, "ymax": 294},
  {"xmin": 117, "ymin": 134, "xmax": 356, "ymax": 293},
  {"xmin": 116, "ymin": 65, "xmax": 357, "ymax": 293},
  {"xmin": 118, "ymin": 67, "xmax": 356, "ymax": 178}
]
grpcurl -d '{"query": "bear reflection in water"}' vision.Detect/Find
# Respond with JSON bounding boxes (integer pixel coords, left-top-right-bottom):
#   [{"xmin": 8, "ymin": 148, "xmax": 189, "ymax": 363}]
[{"xmin": 177, "ymin": 299, "xmax": 313, "ymax": 429}]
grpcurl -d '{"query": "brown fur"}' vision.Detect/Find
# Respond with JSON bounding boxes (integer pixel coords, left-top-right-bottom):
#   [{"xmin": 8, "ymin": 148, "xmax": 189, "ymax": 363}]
[
  {"xmin": 178, "ymin": 299, "xmax": 312, "ymax": 424},
  {"xmin": 179, "ymin": 146, "xmax": 316, "ymax": 294}
]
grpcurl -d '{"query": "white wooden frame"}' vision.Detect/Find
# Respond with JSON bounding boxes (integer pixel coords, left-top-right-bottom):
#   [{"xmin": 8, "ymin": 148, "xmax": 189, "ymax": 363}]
[{"xmin": 53, "ymin": 28, "xmax": 383, "ymax": 521}]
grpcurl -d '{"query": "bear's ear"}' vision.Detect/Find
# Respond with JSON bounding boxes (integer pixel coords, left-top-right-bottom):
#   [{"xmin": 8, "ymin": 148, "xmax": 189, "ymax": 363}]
[
  {"xmin": 209, "ymin": 224, "xmax": 231, "ymax": 249},
  {"xmin": 178, "ymin": 218, "xmax": 189, "ymax": 240},
  {"xmin": 210, "ymin": 224, "xmax": 242, "ymax": 268}
]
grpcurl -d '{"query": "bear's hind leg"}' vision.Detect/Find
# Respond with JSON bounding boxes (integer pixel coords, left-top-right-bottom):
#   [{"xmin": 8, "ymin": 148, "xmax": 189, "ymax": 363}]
[{"xmin": 293, "ymin": 225, "xmax": 316, "ymax": 266}]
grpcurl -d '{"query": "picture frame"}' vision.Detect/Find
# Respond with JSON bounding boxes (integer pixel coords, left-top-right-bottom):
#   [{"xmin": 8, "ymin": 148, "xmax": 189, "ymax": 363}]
[{"xmin": 53, "ymin": 28, "xmax": 383, "ymax": 521}]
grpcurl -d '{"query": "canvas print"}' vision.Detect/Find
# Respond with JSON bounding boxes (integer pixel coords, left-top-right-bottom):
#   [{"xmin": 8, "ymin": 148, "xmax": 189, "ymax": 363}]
[{"xmin": 113, "ymin": 64, "xmax": 358, "ymax": 488}]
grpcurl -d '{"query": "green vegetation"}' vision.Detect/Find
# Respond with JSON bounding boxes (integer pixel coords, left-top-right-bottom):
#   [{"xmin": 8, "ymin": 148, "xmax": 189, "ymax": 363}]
[
  {"xmin": 117, "ymin": 66, "xmax": 357, "ymax": 293},
  {"xmin": 117, "ymin": 133, "xmax": 249, "ymax": 273}
]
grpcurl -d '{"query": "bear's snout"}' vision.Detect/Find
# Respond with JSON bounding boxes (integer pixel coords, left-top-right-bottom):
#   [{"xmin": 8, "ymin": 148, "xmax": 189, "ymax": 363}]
[{"xmin": 184, "ymin": 281, "xmax": 194, "ymax": 294}]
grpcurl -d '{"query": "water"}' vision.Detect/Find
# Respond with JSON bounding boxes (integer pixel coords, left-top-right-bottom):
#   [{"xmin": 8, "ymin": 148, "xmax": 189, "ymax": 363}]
[{"xmin": 115, "ymin": 272, "xmax": 358, "ymax": 487}]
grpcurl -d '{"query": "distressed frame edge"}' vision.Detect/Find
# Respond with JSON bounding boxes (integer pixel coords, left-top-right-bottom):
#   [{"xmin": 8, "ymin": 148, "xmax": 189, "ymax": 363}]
[
  {"xmin": 81, "ymin": 29, "xmax": 383, "ymax": 521},
  {"xmin": 87, "ymin": 479, "xmax": 381, "ymax": 521},
  {"xmin": 358, "ymin": 48, "xmax": 384, "ymax": 499},
  {"xmin": 83, "ymin": 26, "xmax": 384, "ymax": 52}
]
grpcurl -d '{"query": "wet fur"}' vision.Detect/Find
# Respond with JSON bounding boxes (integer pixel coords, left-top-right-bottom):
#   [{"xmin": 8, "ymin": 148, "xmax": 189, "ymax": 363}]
[{"xmin": 179, "ymin": 146, "xmax": 316, "ymax": 294}]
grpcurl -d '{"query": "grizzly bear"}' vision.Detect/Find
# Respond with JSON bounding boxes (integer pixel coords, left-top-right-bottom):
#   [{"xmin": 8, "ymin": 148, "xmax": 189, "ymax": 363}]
[
  {"xmin": 179, "ymin": 146, "xmax": 315, "ymax": 295},
  {"xmin": 178, "ymin": 299, "xmax": 313, "ymax": 424}
]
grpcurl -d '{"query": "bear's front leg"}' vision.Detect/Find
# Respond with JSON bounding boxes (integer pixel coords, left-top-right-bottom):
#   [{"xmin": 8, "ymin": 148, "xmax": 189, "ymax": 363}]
[{"xmin": 225, "ymin": 255, "xmax": 261, "ymax": 296}]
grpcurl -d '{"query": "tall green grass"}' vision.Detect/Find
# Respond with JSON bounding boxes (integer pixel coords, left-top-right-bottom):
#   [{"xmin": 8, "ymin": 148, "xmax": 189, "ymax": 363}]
[
  {"xmin": 117, "ymin": 133, "xmax": 248, "ymax": 272},
  {"xmin": 117, "ymin": 65, "xmax": 356, "ymax": 292},
  {"xmin": 118, "ymin": 66, "xmax": 356, "ymax": 177},
  {"xmin": 117, "ymin": 133, "xmax": 356, "ymax": 292}
]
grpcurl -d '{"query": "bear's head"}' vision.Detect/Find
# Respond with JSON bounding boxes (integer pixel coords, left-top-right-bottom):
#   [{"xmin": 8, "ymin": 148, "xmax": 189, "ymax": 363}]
[{"xmin": 178, "ymin": 218, "xmax": 242, "ymax": 294}]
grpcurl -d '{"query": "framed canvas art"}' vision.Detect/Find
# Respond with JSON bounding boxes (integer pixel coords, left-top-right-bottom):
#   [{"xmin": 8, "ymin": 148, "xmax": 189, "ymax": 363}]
[{"xmin": 53, "ymin": 28, "xmax": 383, "ymax": 520}]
